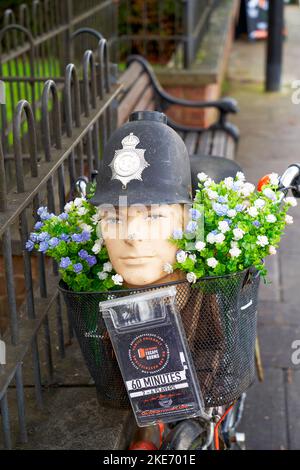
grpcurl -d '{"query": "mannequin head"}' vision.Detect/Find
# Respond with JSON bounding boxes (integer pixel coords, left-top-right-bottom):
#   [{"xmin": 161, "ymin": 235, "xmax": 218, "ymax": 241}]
[{"xmin": 99, "ymin": 203, "xmax": 188, "ymax": 286}]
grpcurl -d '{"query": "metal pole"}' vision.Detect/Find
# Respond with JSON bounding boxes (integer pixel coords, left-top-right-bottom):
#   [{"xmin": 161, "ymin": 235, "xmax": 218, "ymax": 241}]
[{"xmin": 266, "ymin": 0, "xmax": 284, "ymax": 92}]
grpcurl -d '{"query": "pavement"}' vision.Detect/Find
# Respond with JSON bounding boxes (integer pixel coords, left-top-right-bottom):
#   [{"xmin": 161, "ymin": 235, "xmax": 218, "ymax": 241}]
[{"xmin": 227, "ymin": 5, "xmax": 300, "ymax": 450}]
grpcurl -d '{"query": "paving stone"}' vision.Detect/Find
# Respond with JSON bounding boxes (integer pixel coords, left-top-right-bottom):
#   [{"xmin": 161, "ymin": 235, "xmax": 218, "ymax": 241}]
[
  {"xmin": 257, "ymin": 323, "xmax": 300, "ymax": 369},
  {"xmin": 238, "ymin": 368, "xmax": 288, "ymax": 450},
  {"xmin": 285, "ymin": 369, "xmax": 300, "ymax": 450}
]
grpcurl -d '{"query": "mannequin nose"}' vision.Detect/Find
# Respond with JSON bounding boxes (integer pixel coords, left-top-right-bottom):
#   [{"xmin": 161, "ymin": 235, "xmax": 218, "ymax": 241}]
[{"xmin": 125, "ymin": 218, "xmax": 144, "ymax": 242}]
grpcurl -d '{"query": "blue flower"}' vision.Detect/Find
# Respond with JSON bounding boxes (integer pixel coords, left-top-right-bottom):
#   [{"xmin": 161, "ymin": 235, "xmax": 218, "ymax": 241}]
[
  {"xmin": 60, "ymin": 233, "xmax": 70, "ymax": 242},
  {"xmin": 60, "ymin": 257, "xmax": 72, "ymax": 269},
  {"xmin": 49, "ymin": 237, "xmax": 59, "ymax": 248},
  {"xmin": 40, "ymin": 211, "xmax": 52, "ymax": 221},
  {"xmin": 173, "ymin": 229, "xmax": 183, "ymax": 240},
  {"xmin": 212, "ymin": 229, "xmax": 218, "ymax": 235},
  {"xmin": 58, "ymin": 213, "xmax": 69, "ymax": 221},
  {"xmin": 29, "ymin": 232, "xmax": 39, "ymax": 243},
  {"xmin": 235, "ymin": 204, "xmax": 245, "ymax": 213},
  {"xmin": 25, "ymin": 240, "xmax": 34, "ymax": 251},
  {"xmin": 71, "ymin": 233, "xmax": 83, "ymax": 243},
  {"xmin": 81, "ymin": 231, "xmax": 91, "ymax": 242},
  {"xmin": 233, "ymin": 181, "xmax": 242, "ymax": 191},
  {"xmin": 79, "ymin": 249, "xmax": 89, "ymax": 260},
  {"xmin": 224, "ymin": 218, "xmax": 233, "ymax": 225},
  {"xmin": 252, "ymin": 220, "xmax": 261, "ymax": 228},
  {"xmin": 37, "ymin": 232, "xmax": 50, "ymax": 242},
  {"xmin": 186, "ymin": 221, "xmax": 197, "ymax": 233},
  {"xmin": 213, "ymin": 203, "xmax": 229, "ymax": 217},
  {"xmin": 37, "ymin": 206, "xmax": 48, "ymax": 216},
  {"xmin": 218, "ymin": 195, "xmax": 228, "ymax": 203},
  {"xmin": 73, "ymin": 263, "xmax": 83, "ymax": 273},
  {"xmin": 189, "ymin": 209, "xmax": 201, "ymax": 220},
  {"xmin": 86, "ymin": 255, "xmax": 97, "ymax": 267},
  {"xmin": 34, "ymin": 221, "xmax": 44, "ymax": 230},
  {"xmin": 38, "ymin": 241, "xmax": 49, "ymax": 253}
]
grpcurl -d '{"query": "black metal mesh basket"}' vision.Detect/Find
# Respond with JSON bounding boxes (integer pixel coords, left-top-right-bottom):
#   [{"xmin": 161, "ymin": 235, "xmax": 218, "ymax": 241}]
[{"xmin": 59, "ymin": 267, "xmax": 260, "ymax": 409}]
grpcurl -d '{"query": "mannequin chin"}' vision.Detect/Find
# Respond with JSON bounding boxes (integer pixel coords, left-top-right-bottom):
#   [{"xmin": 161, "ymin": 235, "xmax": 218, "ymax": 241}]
[{"xmin": 99, "ymin": 204, "xmax": 189, "ymax": 287}]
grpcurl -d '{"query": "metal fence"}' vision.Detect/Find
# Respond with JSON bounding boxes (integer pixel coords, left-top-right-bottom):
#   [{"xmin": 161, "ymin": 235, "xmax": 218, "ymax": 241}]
[{"xmin": 0, "ymin": 21, "xmax": 121, "ymax": 447}]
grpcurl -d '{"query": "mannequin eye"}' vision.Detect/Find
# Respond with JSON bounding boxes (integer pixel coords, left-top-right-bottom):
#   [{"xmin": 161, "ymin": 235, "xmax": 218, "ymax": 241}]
[
  {"xmin": 103, "ymin": 217, "xmax": 122, "ymax": 225},
  {"xmin": 145, "ymin": 214, "xmax": 165, "ymax": 221}
]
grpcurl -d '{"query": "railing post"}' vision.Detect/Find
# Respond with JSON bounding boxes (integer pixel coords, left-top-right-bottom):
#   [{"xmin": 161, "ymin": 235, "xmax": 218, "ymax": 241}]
[
  {"xmin": 64, "ymin": 0, "xmax": 74, "ymax": 66},
  {"xmin": 183, "ymin": 0, "xmax": 194, "ymax": 69}
]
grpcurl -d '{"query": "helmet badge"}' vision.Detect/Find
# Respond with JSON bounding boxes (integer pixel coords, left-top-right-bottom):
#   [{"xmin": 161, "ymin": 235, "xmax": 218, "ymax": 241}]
[{"xmin": 109, "ymin": 133, "xmax": 150, "ymax": 188}]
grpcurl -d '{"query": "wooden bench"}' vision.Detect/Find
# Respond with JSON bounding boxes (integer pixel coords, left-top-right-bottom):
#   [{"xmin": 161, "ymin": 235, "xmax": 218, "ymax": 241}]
[{"xmin": 117, "ymin": 55, "xmax": 239, "ymax": 160}]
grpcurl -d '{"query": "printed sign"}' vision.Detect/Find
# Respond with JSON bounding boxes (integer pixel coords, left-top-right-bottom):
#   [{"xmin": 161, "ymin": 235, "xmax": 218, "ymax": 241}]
[{"xmin": 100, "ymin": 287, "xmax": 204, "ymax": 427}]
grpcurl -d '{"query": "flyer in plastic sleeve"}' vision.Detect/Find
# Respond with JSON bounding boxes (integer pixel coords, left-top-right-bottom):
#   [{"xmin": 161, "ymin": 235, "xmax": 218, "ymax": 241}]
[{"xmin": 99, "ymin": 286, "xmax": 204, "ymax": 427}]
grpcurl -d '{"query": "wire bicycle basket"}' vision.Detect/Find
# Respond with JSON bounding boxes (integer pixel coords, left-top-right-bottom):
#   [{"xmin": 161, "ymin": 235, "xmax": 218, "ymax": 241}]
[{"xmin": 59, "ymin": 267, "xmax": 260, "ymax": 409}]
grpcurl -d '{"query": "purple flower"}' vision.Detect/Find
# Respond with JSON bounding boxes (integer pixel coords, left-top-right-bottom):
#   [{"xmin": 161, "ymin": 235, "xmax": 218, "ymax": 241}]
[
  {"xmin": 86, "ymin": 255, "xmax": 97, "ymax": 267},
  {"xmin": 79, "ymin": 249, "xmax": 89, "ymax": 260},
  {"xmin": 81, "ymin": 231, "xmax": 91, "ymax": 242},
  {"xmin": 71, "ymin": 233, "xmax": 83, "ymax": 243},
  {"xmin": 218, "ymin": 196, "xmax": 228, "ymax": 204},
  {"xmin": 40, "ymin": 211, "xmax": 52, "ymax": 221},
  {"xmin": 49, "ymin": 237, "xmax": 59, "ymax": 248},
  {"xmin": 60, "ymin": 233, "xmax": 70, "ymax": 242},
  {"xmin": 189, "ymin": 209, "xmax": 201, "ymax": 220},
  {"xmin": 186, "ymin": 221, "xmax": 197, "ymax": 233},
  {"xmin": 29, "ymin": 232, "xmax": 39, "ymax": 243},
  {"xmin": 235, "ymin": 204, "xmax": 245, "ymax": 213},
  {"xmin": 213, "ymin": 203, "xmax": 229, "ymax": 217},
  {"xmin": 38, "ymin": 241, "xmax": 49, "ymax": 252},
  {"xmin": 73, "ymin": 263, "xmax": 83, "ymax": 273},
  {"xmin": 34, "ymin": 221, "xmax": 44, "ymax": 230},
  {"xmin": 252, "ymin": 220, "xmax": 261, "ymax": 228},
  {"xmin": 59, "ymin": 257, "xmax": 72, "ymax": 269},
  {"xmin": 58, "ymin": 213, "xmax": 69, "ymax": 221},
  {"xmin": 212, "ymin": 229, "xmax": 218, "ymax": 235},
  {"xmin": 37, "ymin": 232, "xmax": 50, "ymax": 242},
  {"xmin": 173, "ymin": 229, "xmax": 183, "ymax": 240},
  {"xmin": 25, "ymin": 240, "xmax": 34, "ymax": 251},
  {"xmin": 224, "ymin": 218, "xmax": 233, "ymax": 225}
]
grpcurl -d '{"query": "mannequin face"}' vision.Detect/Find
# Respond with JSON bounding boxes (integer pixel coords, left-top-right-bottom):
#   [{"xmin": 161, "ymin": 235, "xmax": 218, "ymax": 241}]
[{"xmin": 99, "ymin": 204, "xmax": 186, "ymax": 286}]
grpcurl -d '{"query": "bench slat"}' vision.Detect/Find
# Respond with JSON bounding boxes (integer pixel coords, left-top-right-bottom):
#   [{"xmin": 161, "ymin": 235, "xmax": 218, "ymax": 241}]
[
  {"xmin": 211, "ymin": 130, "xmax": 227, "ymax": 157},
  {"xmin": 184, "ymin": 132, "xmax": 198, "ymax": 155},
  {"xmin": 225, "ymin": 136, "xmax": 235, "ymax": 160},
  {"xmin": 132, "ymin": 85, "xmax": 154, "ymax": 114},
  {"xmin": 118, "ymin": 62, "xmax": 144, "ymax": 93},
  {"xmin": 118, "ymin": 72, "xmax": 151, "ymax": 126},
  {"xmin": 197, "ymin": 130, "xmax": 213, "ymax": 155}
]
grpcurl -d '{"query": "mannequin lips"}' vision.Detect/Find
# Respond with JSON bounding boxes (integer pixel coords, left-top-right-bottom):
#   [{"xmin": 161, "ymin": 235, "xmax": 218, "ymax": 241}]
[{"xmin": 120, "ymin": 255, "xmax": 155, "ymax": 265}]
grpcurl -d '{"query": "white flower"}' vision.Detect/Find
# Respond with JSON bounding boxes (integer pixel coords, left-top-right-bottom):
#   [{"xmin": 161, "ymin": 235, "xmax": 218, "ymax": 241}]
[
  {"xmin": 231, "ymin": 240, "xmax": 239, "ymax": 248},
  {"xmin": 92, "ymin": 239, "xmax": 103, "ymax": 254},
  {"xmin": 214, "ymin": 233, "xmax": 225, "ymax": 244},
  {"xmin": 257, "ymin": 235, "xmax": 269, "ymax": 247},
  {"xmin": 197, "ymin": 172, "xmax": 208, "ymax": 182},
  {"xmin": 233, "ymin": 228, "xmax": 245, "ymax": 240},
  {"xmin": 241, "ymin": 182, "xmax": 255, "ymax": 197},
  {"xmin": 80, "ymin": 223, "xmax": 93, "ymax": 233},
  {"xmin": 229, "ymin": 246, "xmax": 241, "ymax": 258},
  {"xmin": 74, "ymin": 197, "xmax": 85, "ymax": 207},
  {"xmin": 236, "ymin": 171, "xmax": 246, "ymax": 182},
  {"xmin": 247, "ymin": 206, "xmax": 258, "ymax": 217},
  {"xmin": 189, "ymin": 254, "xmax": 197, "ymax": 262},
  {"xmin": 218, "ymin": 220, "xmax": 230, "ymax": 233},
  {"xmin": 103, "ymin": 261, "xmax": 113, "ymax": 272},
  {"xmin": 97, "ymin": 271, "xmax": 108, "ymax": 280},
  {"xmin": 254, "ymin": 198, "xmax": 265, "ymax": 209},
  {"xmin": 284, "ymin": 197, "xmax": 297, "ymax": 207},
  {"xmin": 285, "ymin": 214, "xmax": 294, "ymax": 224},
  {"xmin": 195, "ymin": 241, "xmax": 206, "ymax": 251},
  {"xmin": 204, "ymin": 178, "xmax": 213, "ymax": 188},
  {"xmin": 207, "ymin": 257, "xmax": 218, "ymax": 269},
  {"xmin": 163, "ymin": 263, "xmax": 173, "ymax": 274},
  {"xmin": 112, "ymin": 274, "xmax": 123, "ymax": 286},
  {"xmin": 64, "ymin": 202, "xmax": 74, "ymax": 213},
  {"xmin": 207, "ymin": 189, "xmax": 218, "ymax": 200},
  {"xmin": 224, "ymin": 177, "xmax": 234, "ymax": 190},
  {"xmin": 77, "ymin": 206, "xmax": 88, "ymax": 216},
  {"xmin": 187, "ymin": 272, "xmax": 197, "ymax": 284},
  {"xmin": 269, "ymin": 246, "xmax": 277, "ymax": 255},
  {"xmin": 263, "ymin": 188, "xmax": 276, "ymax": 201},
  {"xmin": 266, "ymin": 214, "xmax": 277, "ymax": 223},
  {"xmin": 176, "ymin": 250, "xmax": 188, "ymax": 263},
  {"xmin": 227, "ymin": 209, "xmax": 237, "ymax": 218},
  {"xmin": 269, "ymin": 173, "xmax": 279, "ymax": 186},
  {"xmin": 207, "ymin": 232, "xmax": 216, "ymax": 244},
  {"xmin": 92, "ymin": 212, "xmax": 101, "ymax": 225}
]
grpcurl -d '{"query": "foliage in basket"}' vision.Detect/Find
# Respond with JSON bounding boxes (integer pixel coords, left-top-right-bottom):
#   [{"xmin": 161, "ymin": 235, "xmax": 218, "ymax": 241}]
[{"xmin": 169, "ymin": 171, "xmax": 296, "ymax": 282}]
